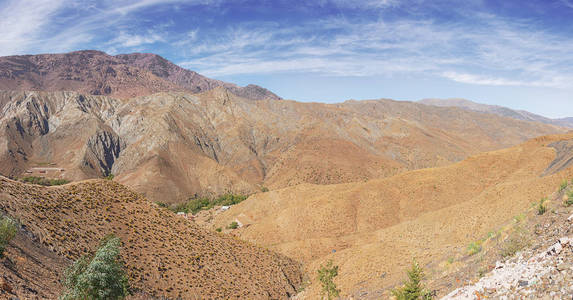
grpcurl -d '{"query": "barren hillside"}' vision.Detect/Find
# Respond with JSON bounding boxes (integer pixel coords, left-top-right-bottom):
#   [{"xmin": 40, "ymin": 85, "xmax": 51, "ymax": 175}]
[
  {"xmin": 0, "ymin": 89, "xmax": 566, "ymax": 203},
  {"xmin": 0, "ymin": 50, "xmax": 278, "ymax": 100},
  {"xmin": 0, "ymin": 177, "xmax": 303, "ymax": 299},
  {"xmin": 208, "ymin": 133, "xmax": 573, "ymax": 298}
]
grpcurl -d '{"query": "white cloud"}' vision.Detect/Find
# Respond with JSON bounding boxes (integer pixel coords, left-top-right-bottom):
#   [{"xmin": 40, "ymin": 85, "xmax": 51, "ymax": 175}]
[
  {"xmin": 0, "ymin": 0, "xmax": 67, "ymax": 55},
  {"xmin": 109, "ymin": 31, "xmax": 165, "ymax": 47}
]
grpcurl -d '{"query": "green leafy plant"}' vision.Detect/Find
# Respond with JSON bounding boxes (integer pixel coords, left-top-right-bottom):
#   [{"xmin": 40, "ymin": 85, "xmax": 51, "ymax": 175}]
[
  {"xmin": 60, "ymin": 235, "xmax": 129, "ymax": 300},
  {"xmin": 317, "ymin": 260, "xmax": 340, "ymax": 300},
  {"xmin": 215, "ymin": 227, "xmax": 222, "ymax": 232},
  {"xmin": 261, "ymin": 186, "xmax": 269, "ymax": 192},
  {"xmin": 227, "ymin": 221, "xmax": 239, "ymax": 229},
  {"xmin": 0, "ymin": 216, "xmax": 18, "ymax": 257},
  {"xmin": 104, "ymin": 173, "xmax": 115, "ymax": 180},
  {"xmin": 392, "ymin": 260, "xmax": 433, "ymax": 300}
]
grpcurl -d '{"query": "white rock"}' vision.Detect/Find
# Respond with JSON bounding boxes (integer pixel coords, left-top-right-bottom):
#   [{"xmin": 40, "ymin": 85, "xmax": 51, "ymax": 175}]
[{"xmin": 568, "ymin": 214, "xmax": 573, "ymax": 222}]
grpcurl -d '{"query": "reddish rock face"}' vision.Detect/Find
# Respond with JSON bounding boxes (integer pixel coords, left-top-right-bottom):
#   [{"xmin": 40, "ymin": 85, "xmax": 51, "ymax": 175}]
[{"xmin": 0, "ymin": 50, "xmax": 280, "ymax": 100}]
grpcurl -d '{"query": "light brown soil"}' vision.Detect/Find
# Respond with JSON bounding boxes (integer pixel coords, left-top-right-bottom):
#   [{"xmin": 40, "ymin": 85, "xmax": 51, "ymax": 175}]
[
  {"xmin": 0, "ymin": 177, "xmax": 304, "ymax": 299},
  {"xmin": 207, "ymin": 133, "xmax": 573, "ymax": 298}
]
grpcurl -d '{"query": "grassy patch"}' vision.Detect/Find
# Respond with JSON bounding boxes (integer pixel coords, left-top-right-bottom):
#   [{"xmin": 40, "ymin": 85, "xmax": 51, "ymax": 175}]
[
  {"xmin": 227, "ymin": 221, "xmax": 239, "ymax": 229},
  {"xmin": 559, "ymin": 179, "xmax": 568, "ymax": 192},
  {"xmin": 500, "ymin": 225, "xmax": 530, "ymax": 258},
  {"xmin": 172, "ymin": 194, "xmax": 248, "ymax": 214},
  {"xmin": 467, "ymin": 241, "xmax": 482, "ymax": 256},
  {"xmin": 20, "ymin": 176, "xmax": 69, "ymax": 186},
  {"xmin": 565, "ymin": 190, "xmax": 573, "ymax": 206},
  {"xmin": 537, "ymin": 197, "xmax": 547, "ymax": 215}
]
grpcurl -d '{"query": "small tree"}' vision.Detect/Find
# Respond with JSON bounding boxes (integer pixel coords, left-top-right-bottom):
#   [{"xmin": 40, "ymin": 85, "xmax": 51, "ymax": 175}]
[
  {"xmin": 0, "ymin": 216, "xmax": 17, "ymax": 257},
  {"xmin": 61, "ymin": 235, "xmax": 129, "ymax": 300},
  {"xmin": 317, "ymin": 260, "xmax": 340, "ymax": 300},
  {"xmin": 392, "ymin": 260, "xmax": 432, "ymax": 300}
]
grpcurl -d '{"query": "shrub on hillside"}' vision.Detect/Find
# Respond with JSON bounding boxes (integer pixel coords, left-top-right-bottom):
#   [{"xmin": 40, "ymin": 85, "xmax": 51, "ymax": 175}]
[
  {"xmin": 61, "ymin": 235, "xmax": 129, "ymax": 300},
  {"xmin": 559, "ymin": 179, "xmax": 568, "ymax": 192},
  {"xmin": 392, "ymin": 260, "xmax": 433, "ymax": 300},
  {"xmin": 21, "ymin": 176, "xmax": 69, "ymax": 186},
  {"xmin": 0, "ymin": 216, "xmax": 18, "ymax": 257},
  {"xmin": 317, "ymin": 260, "xmax": 340, "ymax": 300},
  {"xmin": 537, "ymin": 198, "xmax": 547, "ymax": 215},
  {"xmin": 500, "ymin": 225, "xmax": 530, "ymax": 258},
  {"xmin": 227, "ymin": 221, "xmax": 239, "ymax": 229},
  {"xmin": 566, "ymin": 190, "xmax": 573, "ymax": 207}
]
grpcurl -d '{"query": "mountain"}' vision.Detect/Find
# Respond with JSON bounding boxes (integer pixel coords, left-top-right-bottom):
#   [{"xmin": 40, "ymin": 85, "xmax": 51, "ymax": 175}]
[
  {"xmin": 419, "ymin": 98, "xmax": 573, "ymax": 128},
  {"xmin": 0, "ymin": 50, "xmax": 280, "ymax": 100},
  {"xmin": 0, "ymin": 89, "xmax": 566, "ymax": 203},
  {"xmin": 207, "ymin": 132, "xmax": 573, "ymax": 298},
  {"xmin": 0, "ymin": 176, "xmax": 303, "ymax": 299}
]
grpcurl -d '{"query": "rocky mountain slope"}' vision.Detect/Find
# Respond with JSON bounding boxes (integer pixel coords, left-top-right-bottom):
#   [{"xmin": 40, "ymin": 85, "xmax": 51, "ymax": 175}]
[
  {"xmin": 0, "ymin": 176, "xmax": 303, "ymax": 299},
  {"xmin": 206, "ymin": 133, "xmax": 573, "ymax": 298},
  {"xmin": 420, "ymin": 98, "xmax": 573, "ymax": 128},
  {"xmin": 0, "ymin": 89, "xmax": 566, "ymax": 203},
  {"xmin": 0, "ymin": 50, "xmax": 279, "ymax": 100}
]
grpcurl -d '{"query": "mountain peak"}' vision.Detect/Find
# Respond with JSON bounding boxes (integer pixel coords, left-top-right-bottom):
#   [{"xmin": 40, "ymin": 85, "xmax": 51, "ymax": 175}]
[{"xmin": 0, "ymin": 50, "xmax": 280, "ymax": 100}]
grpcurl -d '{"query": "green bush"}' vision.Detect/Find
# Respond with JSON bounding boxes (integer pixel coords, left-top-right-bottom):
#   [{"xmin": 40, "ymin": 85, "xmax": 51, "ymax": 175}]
[
  {"xmin": 21, "ymin": 176, "xmax": 69, "ymax": 186},
  {"xmin": 61, "ymin": 235, "xmax": 129, "ymax": 300},
  {"xmin": 172, "ymin": 194, "xmax": 248, "ymax": 214},
  {"xmin": 317, "ymin": 260, "xmax": 340, "ymax": 300},
  {"xmin": 0, "ymin": 216, "xmax": 18, "ymax": 257},
  {"xmin": 537, "ymin": 198, "xmax": 547, "ymax": 215},
  {"xmin": 104, "ymin": 173, "xmax": 115, "ymax": 180},
  {"xmin": 559, "ymin": 179, "xmax": 568, "ymax": 192},
  {"xmin": 261, "ymin": 186, "xmax": 269, "ymax": 192},
  {"xmin": 392, "ymin": 260, "xmax": 433, "ymax": 300},
  {"xmin": 215, "ymin": 227, "xmax": 222, "ymax": 232},
  {"xmin": 467, "ymin": 241, "xmax": 482, "ymax": 256},
  {"xmin": 227, "ymin": 221, "xmax": 239, "ymax": 229}
]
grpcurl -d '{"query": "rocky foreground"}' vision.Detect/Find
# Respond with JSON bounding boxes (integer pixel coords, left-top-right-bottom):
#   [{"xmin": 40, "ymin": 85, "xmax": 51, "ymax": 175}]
[{"xmin": 444, "ymin": 214, "xmax": 573, "ymax": 299}]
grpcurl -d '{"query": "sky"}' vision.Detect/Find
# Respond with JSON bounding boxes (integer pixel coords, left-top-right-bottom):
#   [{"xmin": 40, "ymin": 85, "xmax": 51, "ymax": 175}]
[{"xmin": 1, "ymin": 0, "xmax": 573, "ymax": 117}]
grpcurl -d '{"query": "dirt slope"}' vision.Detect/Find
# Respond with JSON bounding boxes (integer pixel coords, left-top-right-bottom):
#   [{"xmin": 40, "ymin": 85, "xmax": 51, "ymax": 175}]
[
  {"xmin": 208, "ymin": 133, "xmax": 573, "ymax": 298},
  {"xmin": 0, "ymin": 177, "xmax": 303, "ymax": 299},
  {"xmin": 0, "ymin": 89, "xmax": 566, "ymax": 203}
]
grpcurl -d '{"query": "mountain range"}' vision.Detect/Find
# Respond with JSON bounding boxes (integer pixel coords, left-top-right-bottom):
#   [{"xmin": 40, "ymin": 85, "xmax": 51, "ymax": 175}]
[{"xmin": 1, "ymin": 50, "xmax": 573, "ymax": 299}]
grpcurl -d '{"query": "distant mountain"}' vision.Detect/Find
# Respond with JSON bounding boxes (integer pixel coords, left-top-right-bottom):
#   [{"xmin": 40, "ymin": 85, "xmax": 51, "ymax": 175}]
[
  {"xmin": 0, "ymin": 50, "xmax": 280, "ymax": 100},
  {"xmin": 0, "ymin": 89, "xmax": 565, "ymax": 203},
  {"xmin": 419, "ymin": 98, "xmax": 573, "ymax": 128}
]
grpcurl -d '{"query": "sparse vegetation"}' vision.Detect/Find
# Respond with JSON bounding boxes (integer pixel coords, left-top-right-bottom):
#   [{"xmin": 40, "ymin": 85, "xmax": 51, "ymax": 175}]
[
  {"xmin": 537, "ymin": 197, "xmax": 547, "ymax": 215},
  {"xmin": 154, "ymin": 201, "xmax": 168, "ymax": 208},
  {"xmin": 261, "ymin": 186, "xmax": 269, "ymax": 192},
  {"xmin": 20, "ymin": 176, "xmax": 69, "ymax": 186},
  {"xmin": 0, "ymin": 216, "xmax": 18, "ymax": 257},
  {"xmin": 215, "ymin": 227, "xmax": 222, "ymax": 232},
  {"xmin": 172, "ymin": 194, "xmax": 248, "ymax": 214},
  {"xmin": 565, "ymin": 190, "xmax": 573, "ymax": 206},
  {"xmin": 227, "ymin": 221, "xmax": 239, "ymax": 229},
  {"xmin": 467, "ymin": 241, "xmax": 482, "ymax": 256},
  {"xmin": 391, "ymin": 260, "xmax": 433, "ymax": 300},
  {"xmin": 317, "ymin": 260, "xmax": 340, "ymax": 300},
  {"xmin": 559, "ymin": 179, "xmax": 568, "ymax": 192},
  {"xmin": 104, "ymin": 173, "xmax": 115, "ymax": 180},
  {"xmin": 500, "ymin": 225, "xmax": 530, "ymax": 258},
  {"xmin": 61, "ymin": 235, "xmax": 129, "ymax": 300}
]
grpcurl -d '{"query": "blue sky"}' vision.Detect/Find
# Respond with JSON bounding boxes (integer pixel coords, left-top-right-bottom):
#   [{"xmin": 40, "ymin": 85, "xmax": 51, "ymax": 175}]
[{"xmin": 1, "ymin": 0, "xmax": 573, "ymax": 117}]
